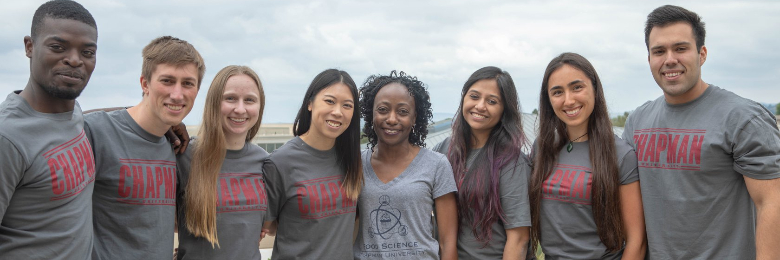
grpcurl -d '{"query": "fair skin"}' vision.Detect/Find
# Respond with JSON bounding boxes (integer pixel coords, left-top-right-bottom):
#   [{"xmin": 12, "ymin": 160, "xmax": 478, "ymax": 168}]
[
  {"xmin": 220, "ymin": 74, "xmax": 261, "ymax": 150},
  {"xmin": 22, "ymin": 18, "xmax": 97, "ymax": 113},
  {"xmin": 462, "ymin": 79, "xmax": 504, "ymax": 148},
  {"xmin": 548, "ymin": 65, "xmax": 647, "ymax": 259},
  {"xmin": 369, "ymin": 83, "xmax": 457, "ymax": 259},
  {"xmin": 647, "ymin": 22, "xmax": 708, "ymax": 105},
  {"xmin": 299, "ymin": 83, "xmax": 354, "ymax": 151},
  {"xmin": 128, "ymin": 63, "xmax": 199, "ymax": 136},
  {"xmin": 649, "ymin": 21, "xmax": 780, "ymax": 260},
  {"xmin": 462, "ymin": 79, "xmax": 528, "ymax": 259}
]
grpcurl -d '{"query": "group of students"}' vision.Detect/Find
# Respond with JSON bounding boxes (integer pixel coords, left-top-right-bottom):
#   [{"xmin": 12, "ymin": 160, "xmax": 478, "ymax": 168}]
[{"xmin": 2, "ymin": 1, "xmax": 779, "ymax": 260}]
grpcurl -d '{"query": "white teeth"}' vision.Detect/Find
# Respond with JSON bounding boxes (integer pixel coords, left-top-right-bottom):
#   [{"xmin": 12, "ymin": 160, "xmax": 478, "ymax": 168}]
[
  {"xmin": 471, "ymin": 113, "xmax": 486, "ymax": 119},
  {"xmin": 664, "ymin": 72, "xmax": 681, "ymax": 77},
  {"xmin": 229, "ymin": 118, "xmax": 247, "ymax": 123},
  {"xmin": 166, "ymin": 105, "xmax": 183, "ymax": 111},
  {"xmin": 326, "ymin": 120, "xmax": 341, "ymax": 127},
  {"xmin": 384, "ymin": 129, "xmax": 398, "ymax": 134},
  {"xmin": 565, "ymin": 108, "xmax": 580, "ymax": 115}
]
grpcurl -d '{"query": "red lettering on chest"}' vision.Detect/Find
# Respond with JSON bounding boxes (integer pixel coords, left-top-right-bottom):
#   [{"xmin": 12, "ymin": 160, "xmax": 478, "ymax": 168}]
[
  {"xmin": 294, "ymin": 175, "xmax": 356, "ymax": 219},
  {"xmin": 44, "ymin": 131, "xmax": 96, "ymax": 200},
  {"xmin": 632, "ymin": 128, "xmax": 705, "ymax": 170}
]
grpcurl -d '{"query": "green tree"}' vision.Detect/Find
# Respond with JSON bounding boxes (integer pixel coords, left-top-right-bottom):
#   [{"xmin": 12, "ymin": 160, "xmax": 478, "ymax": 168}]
[
  {"xmin": 611, "ymin": 111, "xmax": 630, "ymax": 127},
  {"xmin": 532, "ymin": 108, "xmax": 538, "ymax": 115},
  {"xmin": 776, "ymin": 103, "xmax": 780, "ymax": 115}
]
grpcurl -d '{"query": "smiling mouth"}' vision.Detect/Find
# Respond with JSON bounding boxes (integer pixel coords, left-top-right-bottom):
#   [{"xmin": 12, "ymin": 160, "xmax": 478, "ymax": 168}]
[
  {"xmin": 229, "ymin": 117, "xmax": 247, "ymax": 123},
  {"xmin": 662, "ymin": 71, "xmax": 682, "ymax": 78},
  {"xmin": 326, "ymin": 120, "xmax": 341, "ymax": 128},
  {"xmin": 165, "ymin": 104, "xmax": 183, "ymax": 111},
  {"xmin": 471, "ymin": 112, "xmax": 487, "ymax": 119},
  {"xmin": 564, "ymin": 107, "xmax": 581, "ymax": 116},
  {"xmin": 383, "ymin": 129, "xmax": 399, "ymax": 135}
]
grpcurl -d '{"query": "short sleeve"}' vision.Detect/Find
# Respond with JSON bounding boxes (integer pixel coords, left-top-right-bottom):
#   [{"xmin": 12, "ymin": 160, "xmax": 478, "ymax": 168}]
[
  {"xmin": 499, "ymin": 155, "xmax": 532, "ymax": 229},
  {"xmin": 431, "ymin": 153, "xmax": 457, "ymax": 199},
  {"xmin": 262, "ymin": 158, "xmax": 285, "ymax": 221},
  {"xmin": 732, "ymin": 114, "xmax": 780, "ymax": 180},
  {"xmin": 617, "ymin": 145, "xmax": 639, "ymax": 185},
  {"xmin": 0, "ymin": 136, "xmax": 25, "ymax": 219},
  {"xmin": 432, "ymin": 137, "xmax": 449, "ymax": 155}
]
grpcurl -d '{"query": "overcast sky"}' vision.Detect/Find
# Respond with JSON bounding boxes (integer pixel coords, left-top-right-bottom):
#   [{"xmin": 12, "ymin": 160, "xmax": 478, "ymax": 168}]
[{"xmin": 2, "ymin": 0, "xmax": 778, "ymax": 125}]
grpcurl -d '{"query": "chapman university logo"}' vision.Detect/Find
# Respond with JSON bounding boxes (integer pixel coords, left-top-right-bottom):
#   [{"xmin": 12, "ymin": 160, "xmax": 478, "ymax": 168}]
[{"xmin": 368, "ymin": 195, "xmax": 407, "ymax": 239}]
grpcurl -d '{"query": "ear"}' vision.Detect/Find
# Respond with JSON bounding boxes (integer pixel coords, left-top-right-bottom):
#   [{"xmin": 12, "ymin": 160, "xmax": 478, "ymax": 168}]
[
  {"xmin": 24, "ymin": 36, "xmax": 33, "ymax": 58},
  {"xmin": 140, "ymin": 75, "xmax": 149, "ymax": 96},
  {"xmin": 307, "ymin": 101, "xmax": 312, "ymax": 112},
  {"xmin": 699, "ymin": 45, "xmax": 707, "ymax": 66}
]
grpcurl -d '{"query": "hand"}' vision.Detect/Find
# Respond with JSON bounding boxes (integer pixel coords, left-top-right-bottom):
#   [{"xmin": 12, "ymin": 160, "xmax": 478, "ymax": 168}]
[{"xmin": 165, "ymin": 122, "xmax": 190, "ymax": 154}]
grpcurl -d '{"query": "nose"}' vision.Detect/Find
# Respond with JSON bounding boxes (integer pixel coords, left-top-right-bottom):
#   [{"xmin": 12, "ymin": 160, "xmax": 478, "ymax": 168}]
[
  {"xmin": 234, "ymin": 100, "xmax": 247, "ymax": 113},
  {"xmin": 663, "ymin": 51, "xmax": 678, "ymax": 67},
  {"xmin": 331, "ymin": 107, "xmax": 343, "ymax": 118},
  {"xmin": 475, "ymin": 99, "xmax": 487, "ymax": 111},
  {"xmin": 169, "ymin": 84, "xmax": 184, "ymax": 101},
  {"xmin": 386, "ymin": 111, "xmax": 398, "ymax": 125},
  {"xmin": 563, "ymin": 91, "xmax": 576, "ymax": 106},
  {"xmin": 62, "ymin": 50, "xmax": 84, "ymax": 68}
]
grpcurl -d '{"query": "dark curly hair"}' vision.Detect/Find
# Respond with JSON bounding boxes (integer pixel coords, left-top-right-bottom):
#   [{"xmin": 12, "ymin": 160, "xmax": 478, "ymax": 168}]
[{"xmin": 360, "ymin": 71, "xmax": 432, "ymax": 150}]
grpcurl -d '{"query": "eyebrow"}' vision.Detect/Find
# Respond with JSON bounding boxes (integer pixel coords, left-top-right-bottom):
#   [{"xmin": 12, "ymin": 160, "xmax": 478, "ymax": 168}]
[
  {"xmin": 650, "ymin": 41, "xmax": 691, "ymax": 51},
  {"xmin": 324, "ymin": 94, "xmax": 354, "ymax": 103},
  {"xmin": 549, "ymin": 79, "xmax": 584, "ymax": 91},
  {"xmin": 468, "ymin": 89, "xmax": 501, "ymax": 99},
  {"xmin": 49, "ymin": 36, "xmax": 98, "ymax": 48}
]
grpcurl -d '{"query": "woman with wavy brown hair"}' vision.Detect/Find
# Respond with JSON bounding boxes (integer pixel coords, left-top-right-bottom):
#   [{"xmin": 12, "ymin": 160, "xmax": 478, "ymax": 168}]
[
  {"xmin": 176, "ymin": 65, "xmax": 268, "ymax": 259},
  {"xmin": 529, "ymin": 53, "xmax": 646, "ymax": 259}
]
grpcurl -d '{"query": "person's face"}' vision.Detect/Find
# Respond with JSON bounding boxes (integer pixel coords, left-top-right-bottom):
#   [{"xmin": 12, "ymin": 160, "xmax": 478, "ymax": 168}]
[
  {"xmin": 547, "ymin": 64, "xmax": 595, "ymax": 134},
  {"xmin": 648, "ymin": 22, "xmax": 707, "ymax": 103},
  {"xmin": 140, "ymin": 63, "xmax": 199, "ymax": 128},
  {"xmin": 220, "ymin": 74, "xmax": 261, "ymax": 141},
  {"xmin": 25, "ymin": 18, "xmax": 97, "ymax": 100},
  {"xmin": 372, "ymin": 83, "xmax": 416, "ymax": 148},
  {"xmin": 306, "ymin": 83, "xmax": 354, "ymax": 142},
  {"xmin": 462, "ymin": 79, "xmax": 504, "ymax": 137}
]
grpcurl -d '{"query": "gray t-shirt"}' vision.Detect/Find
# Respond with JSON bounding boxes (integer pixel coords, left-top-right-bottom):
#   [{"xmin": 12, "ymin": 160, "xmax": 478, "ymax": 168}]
[
  {"xmin": 85, "ymin": 110, "xmax": 177, "ymax": 260},
  {"xmin": 433, "ymin": 137, "xmax": 532, "ymax": 260},
  {"xmin": 263, "ymin": 136, "xmax": 358, "ymax": 260},
  {"xmin": 176, "ymin": 140, "xmax": 269, "ymax": 260},
  {"xmin": 0, "ymin": 92, "xmax": 96, "ymax": 259},
  {"xmin": 534, "ymin": 136, "xmax": 638, "ymax": 260},
  {"xmin": 353, "ymin": 148, "xmax": 458, "ymax": 260},
  {"xmin": 622, "ymin": 85, "xmax": 780, "ymax": 260}
]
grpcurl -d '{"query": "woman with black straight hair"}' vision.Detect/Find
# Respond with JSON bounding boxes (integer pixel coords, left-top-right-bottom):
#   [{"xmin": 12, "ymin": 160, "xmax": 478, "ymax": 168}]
[
  {"xmin": 434, "ymin": 66, "xmax": 532, "ymax": 259},
  {"xmin": 529, "ymin": 52, "xmax": 646, "ymax": 259},
  {"xmin": 262, "ymin": 68, "xmax": 363, "ymax": 259}
]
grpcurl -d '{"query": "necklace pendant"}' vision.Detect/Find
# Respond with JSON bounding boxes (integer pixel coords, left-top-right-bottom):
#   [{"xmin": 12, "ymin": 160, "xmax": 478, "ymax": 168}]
[{"xmin": 566, "ymin": 142, "xmax": 573, "ymax": 153}]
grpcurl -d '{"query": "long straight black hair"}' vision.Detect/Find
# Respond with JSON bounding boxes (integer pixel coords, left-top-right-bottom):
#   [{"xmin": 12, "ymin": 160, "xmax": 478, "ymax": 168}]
[
  {"xmin": 530, "ymin": 53, "xmax": 624, "ymax": 253},
  {"xmin": 446, "ymin": 66, "xmax": 527, "ymax": 244},
  {"xmin": 293, "ymin": 69, "xmax": 363, "ymax": 200}
]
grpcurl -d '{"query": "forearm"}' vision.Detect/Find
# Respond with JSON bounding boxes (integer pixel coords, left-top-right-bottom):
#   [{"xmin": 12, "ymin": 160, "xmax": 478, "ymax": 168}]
[
  {"xmin": 435, "ymin": 193, "xmax": 458, "ymax": 260},
  {"xmin": 756, "ymin": 203, "xmax": 780, "ymax": 260},
  {"xmin": 502, "ymin": 227, "xmax": 530, "ymax": 260},
  {"xmin": 621, "ymin": 235, "xmax": 647, "ymax": 260}
]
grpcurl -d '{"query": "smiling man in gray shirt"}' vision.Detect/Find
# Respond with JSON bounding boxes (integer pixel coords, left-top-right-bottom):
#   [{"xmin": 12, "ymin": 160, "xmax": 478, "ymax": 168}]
[
  {"xmin": 0, "ymin": 1, "xmax": 98, "ymax": 259},
  {"xmin": 86, "ymin": 36, "xmax": 205, "ymax": 260},
  {"xmin": 623, "ymin": 5, "xmax": 780, "ymax": 260}
]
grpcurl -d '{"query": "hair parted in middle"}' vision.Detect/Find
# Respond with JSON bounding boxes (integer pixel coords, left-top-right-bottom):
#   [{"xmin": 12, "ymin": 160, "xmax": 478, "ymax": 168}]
[
  {"xmin": 446, "ymin": 66, "xmax": 527, "ymax": 245},
  {"xmin": 530, "ymin": 52, "xmax": 624, "ymax": 254},
  {"xmin": 293, "ymin": 68, "xmax": 363, "ymax": 200},
  {"xmin": 184, "ymin": 65, "xmax": 265, "ymax": 247},
  {"xmin": 141, "ymin": 36, "xmax": 206, "ymax": 96},
  {"xmin": 360, "ymin": 70, "xmax": 433, "ymax": 150}
]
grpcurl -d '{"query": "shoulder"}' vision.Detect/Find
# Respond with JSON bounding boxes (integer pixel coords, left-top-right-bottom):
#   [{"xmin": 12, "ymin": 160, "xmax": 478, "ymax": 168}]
[
  {"xmin": 711, "ymin": 86, "xmax": 775, "ymax": 121},
  {"xmin": 431, "ymin": 136, "xmax": 451, "ymax": 154},
  {"xmin": 245, "ymin": 142, "xmax": 270, "ymax": 158},
  {"xmin": 628, "ymin": 96, "xmax": 663, "ymax": 119}
]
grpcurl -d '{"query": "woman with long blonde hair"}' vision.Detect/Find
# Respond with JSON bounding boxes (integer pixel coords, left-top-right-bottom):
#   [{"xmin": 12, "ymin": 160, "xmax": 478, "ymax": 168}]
[{"xmin": 176, "ymin": 65, "xmax": 268, "ymax": 259}]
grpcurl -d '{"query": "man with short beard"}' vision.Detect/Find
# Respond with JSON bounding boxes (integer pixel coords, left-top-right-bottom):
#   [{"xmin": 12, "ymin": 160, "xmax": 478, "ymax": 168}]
[
  {"xmin": 0, "ymin": 1, "xmax": 98, "ymax": 259},
  {"xmin": 623, "ymin": 5, "xmax": 780, "ymax": 260}
]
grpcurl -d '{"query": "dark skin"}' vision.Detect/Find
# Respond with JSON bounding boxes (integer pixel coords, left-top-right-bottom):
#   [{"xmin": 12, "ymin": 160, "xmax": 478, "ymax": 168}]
[
  {"xmin": 22, "ymin": 18, "xmax": 97, "ymax": 113},
  {"xmin": 369, "ymin": 83, "xmax": 458, "ymax": 260}
]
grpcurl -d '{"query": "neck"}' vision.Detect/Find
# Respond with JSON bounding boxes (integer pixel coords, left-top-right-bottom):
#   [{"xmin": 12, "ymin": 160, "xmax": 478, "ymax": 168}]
[
  {"xmin": 566, "ymin": 124, "xmax": 588, "ymax": 142},
  {"xmin": 373, "ymin": 141, "xmax": 417, "ymax": 162},
  {"xmin": 19, "ymin": 80, "xmax": 75, "ymax": 113},
  {"xmin": 126, "ymin": 102, "xmax": 170, "ymax": 137},
  {"xmin": 225, "ymin": 133, "xmax": 247, "ymax": 150},
  {"xmin": 471, "ymin": 129, "xmax": 490, "ymax": 149},
  {"xmin": 665, "ymin": 79, "xmax": 709, "ymax": 105},
  {"xmin": 300, "ymin": 132, "xmax": 336, "ymax": 151}
]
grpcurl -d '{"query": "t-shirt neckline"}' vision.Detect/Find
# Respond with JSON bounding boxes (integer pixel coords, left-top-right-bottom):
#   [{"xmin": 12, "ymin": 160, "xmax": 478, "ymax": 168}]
[{"xmin": 364, "ymin": 147, "xmax": 426, "ymax": 189}]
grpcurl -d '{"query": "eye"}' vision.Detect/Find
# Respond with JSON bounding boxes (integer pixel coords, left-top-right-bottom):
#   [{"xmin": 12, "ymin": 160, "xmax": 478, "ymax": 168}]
[
  {"xmin": 487, "ymin": 99, "xmax": 499, "ymax": 105},
  {"xmin": 676, "ymin": 46, "xmax": 687, "ymax": 52},
  {"xmin": 82, "ymin": 50, "xmax": 96, "ymax": 58},
  {"xmin": 574, "ymin": 85, "xmax": 585, "ymax": 91},
  {"xmin": 343, "ymin": 103, "xmax": 353, "ymax": 109},
  {"xmin": 398, "ymin": 109, "xmax": 410, "ymax": 116},
  {"xmin": 376, "ymin": 106, "xmax": 388, "ymax": 113},
  {"xmin": 324, "ymin": 99, "xmax": 335, "ymax": 105},
  {"xmin": 652, "ymin": 49, "xmax": 664, "ymax": 55},
  {"xmin": 550, "ymin": 89, "xmax": 562, "ymax": 96},
  {"xmin": 244, "ymin": 97, "xmax": 256, "ymax": 103},
  {"xmin": 224, "ymin": 96, "xmax": 237, "ymax": 102},
  {"xmin": 49, "ymin": 44, "xmax": 65, "ymax": 52},
  {"xmin": 469, "ymin": 94, "xmax": 479, "ymax": 100}
]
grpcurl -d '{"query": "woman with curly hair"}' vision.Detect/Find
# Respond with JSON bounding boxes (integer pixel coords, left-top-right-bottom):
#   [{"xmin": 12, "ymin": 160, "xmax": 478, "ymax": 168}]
[
  {"xmin": 529, "ymin": 52, "xmax": 646, "ymax": 259},
  {"xmin": 354, "ymin": 71, "xmax": 458, "ymax": 260},
  {"xmin": 433, "ymin": 66, "xmax": 532, "ymax": 259}
]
